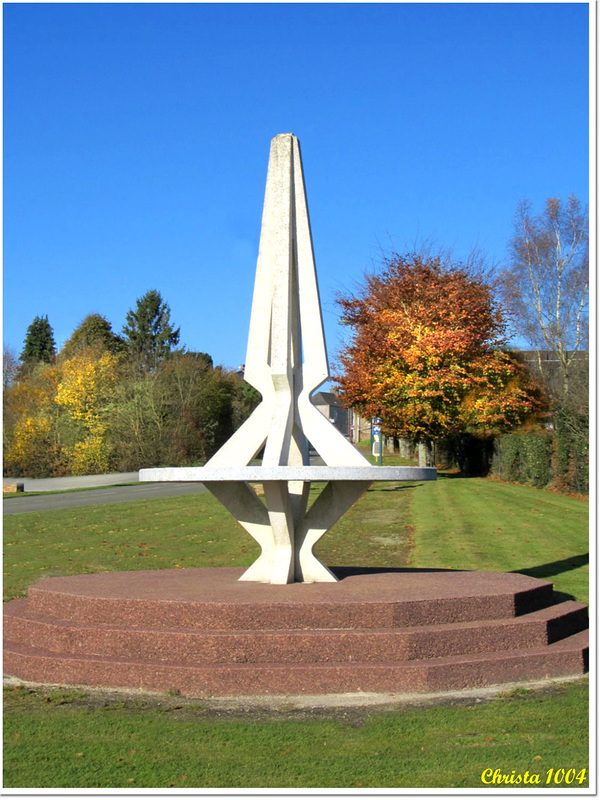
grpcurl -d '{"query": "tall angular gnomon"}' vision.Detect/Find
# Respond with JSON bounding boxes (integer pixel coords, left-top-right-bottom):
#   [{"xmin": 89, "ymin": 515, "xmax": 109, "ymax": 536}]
[{"xmin": 140, "ymin": 134, "xmax": 436, "ymax": 583}]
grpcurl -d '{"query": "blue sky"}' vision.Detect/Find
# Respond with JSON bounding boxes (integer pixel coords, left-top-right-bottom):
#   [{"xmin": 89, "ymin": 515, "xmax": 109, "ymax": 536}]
[{"xmin": 4, "ymin": 2, "xmax": 589, "ymax": 373}]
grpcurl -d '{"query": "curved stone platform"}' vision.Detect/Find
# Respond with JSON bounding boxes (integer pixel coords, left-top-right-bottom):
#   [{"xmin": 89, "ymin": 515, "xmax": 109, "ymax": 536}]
[
  {"xmin": 3, "ymin": 568, "xmax": 588, "ymax": 697},
  {"xmin": 139, "ymin": 466, "xmax": 436, "ymax": 482}
]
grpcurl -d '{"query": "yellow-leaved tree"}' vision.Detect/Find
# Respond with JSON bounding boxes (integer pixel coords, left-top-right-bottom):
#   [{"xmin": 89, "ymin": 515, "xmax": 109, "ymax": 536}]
[
  {"xmin": 56, "ymin": 349, "xmax": 120, "ymax": 475},
  {"xmin": 3, "ymin": 364, "xmax": 63, "ymax": 476}
]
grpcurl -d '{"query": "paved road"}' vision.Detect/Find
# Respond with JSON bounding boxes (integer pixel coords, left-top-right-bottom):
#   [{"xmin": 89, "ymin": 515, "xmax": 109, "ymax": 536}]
[
  {"xmin": 3, "ymin": 482, "xmax": 209, "ymax": 515},
  {"xmin": 3, "ymin": 472, "xmax": 141, "ymax": 492},
  {"xmin": 3, "ymin": 455, "xmax": 327, "ymax": 515}
]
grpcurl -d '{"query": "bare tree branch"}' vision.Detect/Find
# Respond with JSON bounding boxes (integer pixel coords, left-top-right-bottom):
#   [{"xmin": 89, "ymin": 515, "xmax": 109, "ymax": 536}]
[{"xmin": 499, "ymin": 195, "xmax": 588, "ymax": 398}]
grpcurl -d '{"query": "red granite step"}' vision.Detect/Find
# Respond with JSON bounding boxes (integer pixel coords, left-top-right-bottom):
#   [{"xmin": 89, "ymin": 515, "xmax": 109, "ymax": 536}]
[
  {"xmin": 4, "ymin": 568, "xmax": 588, "ymax": 696},
  {"xmin": 2, "ymin": 630, "xmax": 588, "ymax": 697},
  {"xmin": 3, "ymin": 598, "xmax": 588, "ymax": 665},
  {"xmin": 23, "ymin": 568, "xmax": 555, "ymax": 630}
]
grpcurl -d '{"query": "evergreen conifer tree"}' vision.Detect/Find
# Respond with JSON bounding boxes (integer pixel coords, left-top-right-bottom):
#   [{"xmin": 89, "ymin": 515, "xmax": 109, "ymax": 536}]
[
  {"xmin": 20, "ymin": 315, "xmax": 56, "ymax": 365},
  {"xmin": 61, "ymin": 314, "xmax": 124, "ymax": 359},
  {"xmin": 122, "ymin": 289, "xmax": 180, "ymax": 371}
]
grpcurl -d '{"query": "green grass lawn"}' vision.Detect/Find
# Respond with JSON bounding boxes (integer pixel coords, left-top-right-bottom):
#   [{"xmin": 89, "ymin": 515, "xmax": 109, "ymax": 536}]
[
  {"xmin": 410, "ymin": 474, "xmax": 589, "ymax": 604},
  {"xmin": 3, "ymin": 493, "xmax": 260, "ymax": 602},
  {"xmin": 3, "ymin": 469, "xmax": 589, "ymax": 789},
  {"xmin": 3, "ymin": 680, "xmax": 589, "ymax": 789}
]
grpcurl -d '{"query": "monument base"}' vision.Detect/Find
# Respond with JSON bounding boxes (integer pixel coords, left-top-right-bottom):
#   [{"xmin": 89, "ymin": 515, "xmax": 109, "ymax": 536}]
[{"xmin": 4, "ymin": 567, "xmax": 588, "ymax": 697}]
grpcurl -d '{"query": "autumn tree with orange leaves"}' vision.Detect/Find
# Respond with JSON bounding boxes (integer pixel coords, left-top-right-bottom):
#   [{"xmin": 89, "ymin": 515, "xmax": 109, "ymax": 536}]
[{"xmin": 334, "ymin": 254, "xmax": 545, "ymax": 461}]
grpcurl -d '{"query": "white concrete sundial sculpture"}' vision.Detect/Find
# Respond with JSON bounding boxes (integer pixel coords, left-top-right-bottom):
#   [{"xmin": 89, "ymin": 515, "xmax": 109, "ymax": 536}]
[{"xmin": 140, "ymin": 133, "xmax": 436, "ymax": 584}]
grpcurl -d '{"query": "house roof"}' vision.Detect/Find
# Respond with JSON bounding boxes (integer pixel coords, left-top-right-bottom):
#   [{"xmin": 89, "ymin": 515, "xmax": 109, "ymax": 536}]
[{"xmin": 312, "ymin": 391, "xmax": 343, "ymax": 407}]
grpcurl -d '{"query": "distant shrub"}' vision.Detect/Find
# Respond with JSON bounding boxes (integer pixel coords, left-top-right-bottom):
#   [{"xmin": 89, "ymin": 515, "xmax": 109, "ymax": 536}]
[
  {"xmin": 491, "ymin": 425, "xmax": 587, "ymax": 494},
  {"xmin": 492, "ymin": 432, "xmax": 552, "ymax": 488},
  {"xmin": 552, "ymin": 404, "xmax": 589, "ymax": 495}
]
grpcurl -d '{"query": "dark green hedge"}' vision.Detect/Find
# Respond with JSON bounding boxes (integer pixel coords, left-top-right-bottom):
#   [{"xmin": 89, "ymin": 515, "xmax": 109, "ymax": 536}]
[
  {"xmin": 491, "ymin": 416, "xmax": 588, "ymax": 495},
  {"xmin": 491, "ymin": 432, "xmax": 552, "ymax": 488},
  {"xmin": 552, "ymin": 403, "xmax": 589, "ymax": 494},
  {"xmin": 433, "ymin": 409, "xmax": 588, "ymax": 495}
]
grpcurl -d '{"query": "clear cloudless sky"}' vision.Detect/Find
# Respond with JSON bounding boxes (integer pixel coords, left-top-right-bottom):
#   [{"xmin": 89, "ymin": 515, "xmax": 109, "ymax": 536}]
[{"xmin": 4, "ymin": 2, "xmax": 589, "ymax": 372}]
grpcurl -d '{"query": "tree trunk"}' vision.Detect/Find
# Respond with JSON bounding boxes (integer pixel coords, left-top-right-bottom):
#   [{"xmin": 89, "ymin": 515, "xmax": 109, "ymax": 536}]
[
  {"xmin": 398, "ymin": 437, "xmax": 412, "ymax": 459},
  {"xmin": 417, "ymin": 440, "xmax": 434, "ymax": 467}
]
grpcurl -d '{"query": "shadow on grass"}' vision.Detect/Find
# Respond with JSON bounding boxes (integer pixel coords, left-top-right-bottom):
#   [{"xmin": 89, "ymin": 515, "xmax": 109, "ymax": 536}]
[
  {"xmin": 364, "ymin": 472, "xmax": 479, "ymax": 490},
  {"xmin": 513, "ymin": 553, "xmax": 589, "ymax": 580},
  {"xmin": 511, "ymin": 554, "xmax": 589, "ymax": 604},
  {"xmin": 367, "ymin": 484, "xmax": 422, "ymax": 493},
  {"xmin": 332, "ymin": 555, "xmax": 588, "ymax": 582},
  {"xmin": 331, "ymin": 566, "xmax": 466, "ymax": 579},
  {"xmin": 435, "ymin": 471, "xmax": 478, "ymax": 479}
]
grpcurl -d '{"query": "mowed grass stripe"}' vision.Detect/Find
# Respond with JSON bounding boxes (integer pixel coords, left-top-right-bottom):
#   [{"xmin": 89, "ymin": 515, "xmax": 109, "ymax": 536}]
[
  {"xmin": 316, "ymin": 482, "xmax": 415, "ymax": 569},
  {"xmin": 410, "ymin": 476, "xmax": 588, "ymax": 604},
  {"xmin": 4, "ymin": 476, "xmax": 588, "ymax": 604},
  {"xmin": 4, "ymin": 483, "xmax": 418, "ymax": 602}
]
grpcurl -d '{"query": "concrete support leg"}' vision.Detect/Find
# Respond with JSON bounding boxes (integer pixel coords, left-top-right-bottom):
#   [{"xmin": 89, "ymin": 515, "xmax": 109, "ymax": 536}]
[
  {"xmin": 202, "ymin": 481, "xmax": 273, "ymax": 582},
  {"xmin": 295, "ymin": 480, "xmax": 372, "ymax": 582},
  {"xmin": 204, "ymin": 479, "xmax": 373, "ymax": 585},
  {"xmin": 262, "ymin": 481, "xmax": 296, "ymax": 584}
]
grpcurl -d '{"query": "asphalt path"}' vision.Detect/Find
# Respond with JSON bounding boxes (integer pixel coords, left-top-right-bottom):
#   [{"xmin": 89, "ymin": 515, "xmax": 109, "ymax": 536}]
[
  {"xmin": 3, "ymin": 482, "xmax": 209, "ymax": 515},
  {"xmin": 3, "ymin": 454, "xmax": 327, "ymax": 515},
  {"xmin": 3, "ymin": 471, "xmax": 141, "ymax": 492}
]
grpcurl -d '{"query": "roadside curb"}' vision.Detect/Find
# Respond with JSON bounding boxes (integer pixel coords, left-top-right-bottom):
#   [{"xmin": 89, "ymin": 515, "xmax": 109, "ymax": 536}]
[{"xmin": 3, "ymin": 673, "xmax": 587, "ymax": 713}]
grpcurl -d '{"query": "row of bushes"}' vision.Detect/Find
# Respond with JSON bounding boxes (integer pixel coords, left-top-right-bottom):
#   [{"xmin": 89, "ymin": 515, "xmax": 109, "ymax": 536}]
[
  {"xmin": 430, "ymin": 425, "xmax": 588, "ymax": 496},
  {"xmin": 491, "ymin": 428, "xmax": 588, "ymax": 495},
  {"xmin": 491, "ymin": 432, "xmax": 553, "ymax": 488}
]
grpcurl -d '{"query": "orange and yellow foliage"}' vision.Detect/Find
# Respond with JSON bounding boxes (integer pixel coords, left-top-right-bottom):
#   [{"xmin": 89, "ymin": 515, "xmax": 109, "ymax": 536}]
[
  {"xmin": 3, "ymin": 364, "xmax": 63, "ymax": 476},
  {"xmin": 55, "ymin": 350, "xmax": 120, "ymax": 474},
  {"xmin": 335, "ymin": 254, "xmax": 545, "ymax": 441},
  {"xmin": 56, "ymin": 350, "xmax": 119, "ymax": 431}
]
